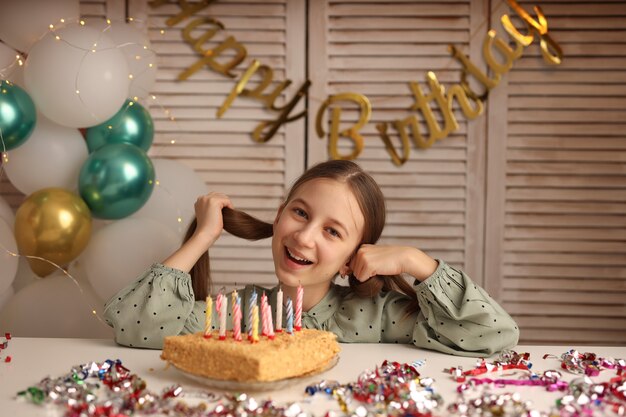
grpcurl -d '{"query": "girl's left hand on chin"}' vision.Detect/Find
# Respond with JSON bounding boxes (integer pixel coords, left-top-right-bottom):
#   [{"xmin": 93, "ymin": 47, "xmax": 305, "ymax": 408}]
[{"xmin": 346, "ymin": 244, "xmax": 414, "ymax": 282}]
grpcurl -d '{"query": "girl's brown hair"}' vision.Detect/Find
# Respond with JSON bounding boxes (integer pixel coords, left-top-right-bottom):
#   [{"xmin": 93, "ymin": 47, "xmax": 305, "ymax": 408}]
[{"xmin": 187, "ymin": 160, "xmax": 419, "ymax": 314}]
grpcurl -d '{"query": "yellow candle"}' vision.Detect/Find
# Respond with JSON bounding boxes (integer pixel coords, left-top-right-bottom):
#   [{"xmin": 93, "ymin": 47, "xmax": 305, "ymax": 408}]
[
  {"xmin": 251, "ymin": 304, "xmax": 259, "ymax": 343},
  {"xmin": 204, "ymin": 296, "xmax": 212, "ymax": 338}
]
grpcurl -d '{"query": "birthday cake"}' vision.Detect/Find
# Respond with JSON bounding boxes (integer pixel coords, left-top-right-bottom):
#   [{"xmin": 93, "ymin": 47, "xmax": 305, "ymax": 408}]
[{"xmin": 161, "ymin": 329, "xmax": 340, "ymax": 382}]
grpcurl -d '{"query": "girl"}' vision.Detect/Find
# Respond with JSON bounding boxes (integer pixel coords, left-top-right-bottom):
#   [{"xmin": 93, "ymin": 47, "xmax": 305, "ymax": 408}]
[{"xmin": 104, "ymin": 160, "xmax": 519, "ymax": 357}]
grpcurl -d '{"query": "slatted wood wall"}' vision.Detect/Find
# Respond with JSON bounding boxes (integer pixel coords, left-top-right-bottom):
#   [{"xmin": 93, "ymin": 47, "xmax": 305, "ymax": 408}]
[
  {"xmin": 308, "ymin": 0, "xmax": 487, "ymax": 284},
  {"xmin": 484, "ymin": 0, "xmax": 626, "ymax": 345},
  {"xmin": 1, "ymin": 0, "xmax": 624, "ymax": 345},
  {"xmin": 132, "ymin": 0, "xmax": 306, "ymax": 289}
]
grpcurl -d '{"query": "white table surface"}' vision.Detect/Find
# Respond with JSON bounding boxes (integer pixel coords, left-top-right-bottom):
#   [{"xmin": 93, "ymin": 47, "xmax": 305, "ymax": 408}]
[{"xmin": 1, "ymin": 338, "xmax": 625, "ymax": 416}]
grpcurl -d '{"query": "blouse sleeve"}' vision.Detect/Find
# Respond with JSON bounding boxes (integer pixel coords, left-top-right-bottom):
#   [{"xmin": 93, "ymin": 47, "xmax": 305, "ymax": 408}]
[
  {"xmin": 103, "ymin": 263, "xmax": 206, "ymax": 349},
  {"xmin": 410, "ymin": 260, "xmax": 520, "ymax": 357}
]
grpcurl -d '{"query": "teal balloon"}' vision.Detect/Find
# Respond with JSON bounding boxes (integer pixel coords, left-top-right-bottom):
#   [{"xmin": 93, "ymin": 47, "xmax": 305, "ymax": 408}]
[
  {"xmin": 85, "ymin": 99, "xmax": 154, "ymax": 153},
  {"xmin": 0, "ymin": 80, "xmax": 36, "ymax": 151},
  {"xmin": 78, "ymin": 143, "xmax": 155, "ymax": 219}
]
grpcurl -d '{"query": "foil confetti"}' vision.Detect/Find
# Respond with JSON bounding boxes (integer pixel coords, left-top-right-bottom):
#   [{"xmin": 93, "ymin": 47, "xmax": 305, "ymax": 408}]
[
  {"xmin": 305, "ymin": 359, "xmax": 442, "ymax": 417},
  {"xmin": 0, "ymin": 331, "xmax": 10, "ymax": 363},
  {"xmin": 16, "ymin": 359, "xmax": 310, "ymax": 417},
  {"xmin": 544, "ymin": 349, "xmax": 626, "ymax": 377},
  {"xmin": 447, "ymin": 350, "xmax": 532, "ymax": 383},
  {"xmin": 448, "ymin": 350, "xmax": 626, "ymax": 417}
]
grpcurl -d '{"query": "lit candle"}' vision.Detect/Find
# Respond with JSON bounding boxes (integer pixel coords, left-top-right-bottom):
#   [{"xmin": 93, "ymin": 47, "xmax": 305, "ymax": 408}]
[
  {"xmin": 275, "ymin": 286, "xmax": 283, "ymax": 332},
  {"xmin": 251, "ymin": 304, "xmax": 259, "ymax": 343},
  {"xmin": 261, "ymin": 292, "xmax": 268, "ymax": 336},
  {"xmin": 286, "ymin": 297, "xmax": 293, "ymax": 334},
  {"xmin": 295, "ymin": 283, "xmax": 303, "ymax": 331},
  {"xmin": 219, "ymin": 293, "xmax": 227, "ymax": 340},
  {"xmin": 248, "ymin": 289, "xmax": 257, "ymax": 340},
  {"xmin": 265, "ymin": 303, "xmax": 275, "ymax": 340},
  {"xmin": 233, "ymin": 296, "xmax": 242, "ymax": 341},
  {"xmin": 204, "ymin": 296, "xmax": 212, "ymax": 338}
]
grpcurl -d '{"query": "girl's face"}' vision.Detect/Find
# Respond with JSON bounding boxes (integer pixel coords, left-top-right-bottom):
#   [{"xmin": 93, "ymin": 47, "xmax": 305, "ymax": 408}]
[{"xmin": 272, "ymin": 178, "xmax": 365, "ymax": 291}]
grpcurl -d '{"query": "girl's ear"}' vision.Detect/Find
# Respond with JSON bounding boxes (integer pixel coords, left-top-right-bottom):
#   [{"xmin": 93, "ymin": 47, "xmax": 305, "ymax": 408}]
[{"xmin": 338, "ymin": 264, "xmax": 351, "ymax": 278}]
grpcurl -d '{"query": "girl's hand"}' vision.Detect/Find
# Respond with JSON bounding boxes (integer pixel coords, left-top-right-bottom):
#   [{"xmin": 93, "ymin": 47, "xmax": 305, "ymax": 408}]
[
  {"xmin": 347, "ymin": 245, "xmax": 438, "ymax": 282},
  {"xmin": 192, "ymin": 192, "xmax": 234, "ymax": 246}
]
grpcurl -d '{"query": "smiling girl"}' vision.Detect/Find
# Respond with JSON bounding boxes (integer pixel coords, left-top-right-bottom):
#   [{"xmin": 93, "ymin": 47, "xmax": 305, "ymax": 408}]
[{"xmin": 104, "ymin": 160, "xmax": 519, "ymax": 357}]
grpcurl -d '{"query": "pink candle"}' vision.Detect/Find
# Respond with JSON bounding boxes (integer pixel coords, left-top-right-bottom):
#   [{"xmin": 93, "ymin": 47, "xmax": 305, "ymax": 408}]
[
  {"xmin": 261, "ymin": 292, "xmax": 268, "ymax": 336},
  {"xmin": 217, "ymin": 292, "xmax": 227, "ymax": 340},
  {"xmin": 265, "ymin": 303, "xmax": 275, "ymax": 340},
  {"xmin": 233, "ymin": 296, "xmax": 242, "ymax": 341},
  {"xmin": 275, "ymin": 286, "xmax": 283, "ymax": 332},
  {"xmin": 295, "ymin": 283, "xmax": 303, "ymax": 331}
]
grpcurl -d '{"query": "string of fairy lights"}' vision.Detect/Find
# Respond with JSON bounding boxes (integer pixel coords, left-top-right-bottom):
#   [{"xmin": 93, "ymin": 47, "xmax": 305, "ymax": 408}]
[
  {"xmin": 0, "ymin": 0, "xmax": 515, "ymax": 329},
  {"xmin": 0, "ymin": 15, "xmax": 186, "ymax": 329}
]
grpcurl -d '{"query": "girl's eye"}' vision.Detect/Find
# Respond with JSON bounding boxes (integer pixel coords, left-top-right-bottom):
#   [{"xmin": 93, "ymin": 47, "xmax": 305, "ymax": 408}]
[
  {"xmin": 294, "ymin": 208, "xmax": 307, "ymax": 218},
  {"xmin": 326, "ymin": 227, "xmax": 341, "ymax": 238}
]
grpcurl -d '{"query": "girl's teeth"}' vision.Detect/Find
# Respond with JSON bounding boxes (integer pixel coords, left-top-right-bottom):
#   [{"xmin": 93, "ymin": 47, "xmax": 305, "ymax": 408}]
[{"xmin": 287, "ymin": 248, "xmax": 311, "ymax": 264}]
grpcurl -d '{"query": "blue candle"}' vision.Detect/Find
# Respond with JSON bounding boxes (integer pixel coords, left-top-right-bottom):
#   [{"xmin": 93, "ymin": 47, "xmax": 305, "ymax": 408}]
[
  {"xmin": 286, "ymin": 297, "xmax": 293, "ymax": 334},
  {"xmin": 248, "ymin": 289, "xmax": 257, "ymax": 337}
]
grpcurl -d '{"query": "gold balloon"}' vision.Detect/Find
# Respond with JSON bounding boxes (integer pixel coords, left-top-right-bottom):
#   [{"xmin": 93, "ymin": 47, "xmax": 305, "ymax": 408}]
[{"xmin": 14, "ymin": 188, "xmax": 92, "ymax": 277}]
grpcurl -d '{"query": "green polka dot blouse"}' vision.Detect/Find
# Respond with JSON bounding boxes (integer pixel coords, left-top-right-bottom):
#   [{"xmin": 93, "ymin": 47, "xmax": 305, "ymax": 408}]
[{"xmin": 103, "ymin": 259, "xmax": 519, "ymax": 357}]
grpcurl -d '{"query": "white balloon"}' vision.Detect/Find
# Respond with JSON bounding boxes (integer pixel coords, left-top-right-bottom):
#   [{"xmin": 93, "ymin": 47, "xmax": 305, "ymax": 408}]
[
  {"xmin": 0, "ymin": 272, "xmax": 113, "ymax": 338},
  {"xmin": 95, "ymin": 22, "xmax": 158, "ymax": 99},
  {"xmin": 0, "ymin": 218, "xmax": 19, "ymax": 294},
  {"xmin": 0, "ymin": 285, "xmax": 14, "ymax": 312},
  {"xmin": 0, "ymin": 195, "xmax": 14, "ymax": 226},
  {"xmin": 80, "ymin": 217, "xmax": 180, "ymax": 301},
  {"xmin": 132, "ymin": 158, "xmax": 208, "ymax": 238},
  {"xmin": 0, "ymin": 41, "xmax": 23, "ymax": 83},
  {"xmin": 3, "ymin": 115, "xmax": 88, "ymax": 195},
  {"xmin": 0, "ymin": 0, "xmax": 79, "ymax": 53},
  {"xmin": 24, "ymin": 23, "xmax": 130, "ymax": 128},
  {"xmin": 12, "ymin": 257, "xmax": 39, "ymax": 293}
]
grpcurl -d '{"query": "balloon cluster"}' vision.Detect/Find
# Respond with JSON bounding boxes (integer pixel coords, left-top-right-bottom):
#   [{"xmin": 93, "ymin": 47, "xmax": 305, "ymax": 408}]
[{"xmin": 0, "ymin": 1, "xmax": 206, "ymax": 333}]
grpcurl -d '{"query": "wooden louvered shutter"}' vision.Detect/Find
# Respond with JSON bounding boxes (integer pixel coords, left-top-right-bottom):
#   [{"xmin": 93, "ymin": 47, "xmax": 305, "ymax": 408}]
[
  {"xmin": 308, "ymin": 0, "xmax": 488, "ymax": 282},
  {"xmin": 131, "ymin": 0, "xmax": 306, "ymax": 290},
  {"xmin": 484, "ymin": 0, "xmax": 626, "ymax": 345}
]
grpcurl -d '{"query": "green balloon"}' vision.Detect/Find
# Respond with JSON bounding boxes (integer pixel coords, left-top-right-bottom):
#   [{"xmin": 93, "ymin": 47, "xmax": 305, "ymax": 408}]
[
  {"xmin": 85, "ymin": 99, "xmax": 154, "ymax": 153},
  {"xmin": 78, "ymin": 143, "xmax": 155, "ymax": 219},
  {"xmin": 0, "ymin": 80, "xmax": 36, "ymax": 151}
]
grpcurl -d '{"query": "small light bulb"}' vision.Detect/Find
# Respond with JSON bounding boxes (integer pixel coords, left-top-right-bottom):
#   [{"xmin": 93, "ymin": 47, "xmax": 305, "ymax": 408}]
[
  {"xmin": 128, "ymin": 74, "xmax": 134, "ymax": 79},
  {"xmin": 155, "ymin": 180, "xmax": 160, "ymax": 185},
  {"xmin": 106, "ymin": 19, "xmax": 111, "ymax": 24},
  {"xmin": 80, "ymin": 20, "xmax": 85, "ymax": 26},
  {"xmin": 160, "ymin": 29, "xmax": 165, "ymax": 35},
  {"xmin": 177, "ymin": 217, "xmax": 182, "ymax": 223},
  {"xmin": 170, "ymin": 139, "xmax": 176, "ymax": 144},
  {"xmin": 49, "ymin": 24, "xmax": 54, "ymax": 29},
  {"xmin": 60, "ymin": 18, "xmax": 65, "ymax": 23},
  {"xmin": 135, "ymin": 55, "xmax": 141, "ymax": 60},
  {"xmin": 151, "ymin": 95, "xmax": 156, "ymax": 100},
  {"xmin": 148, "ymin": 63, "xmax": 153, "ymax": 68},
  {"xmin": 128, "ymin": 101, "xmax": 134, "ymax": 106},
  {"xmin": 76, "ymin": 90, "xmax": 80, "ymax": 94},
  {"xmin": 55, "ymin": 35, "xmax": 61, "ymax": 40},
  {"xmin": 129, "ymin": 17, "xmax": 134, "ymax": 22},
  {"xmin": 108, "ymin": 125, "xmax": 113, "ymax": 129}
]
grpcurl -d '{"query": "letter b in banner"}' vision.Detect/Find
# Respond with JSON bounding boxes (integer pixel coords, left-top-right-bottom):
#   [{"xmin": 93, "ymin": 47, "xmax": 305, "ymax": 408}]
[{"xmin": 315, "ymin": 93, "xmax": 371, "ymax": 161}]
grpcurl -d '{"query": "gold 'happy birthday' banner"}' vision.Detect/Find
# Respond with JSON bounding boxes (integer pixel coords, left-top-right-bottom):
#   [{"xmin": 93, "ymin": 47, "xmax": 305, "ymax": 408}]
[{"xmin": 150, "ymin": 0, "xmax": 562, "ymax": 166}]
